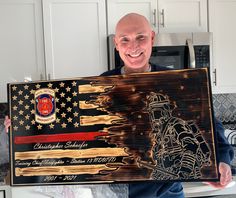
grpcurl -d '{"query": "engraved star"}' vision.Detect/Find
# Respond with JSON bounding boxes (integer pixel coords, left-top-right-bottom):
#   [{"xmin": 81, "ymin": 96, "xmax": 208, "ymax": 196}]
[
  {"xmin": 61, "ymin": 122, "xmax": 67, "ymax": 128},
  {"xmin": 55, "ymin": 98, "xmax": 59, "ymax": 102},
  {"xmin": 54, "ymin": 87, "xmax": 59, "ymax": 92},
  {"xmin": 13, "ymin": 106, "xmax": 18, "ymax": 111},
  {"xmin": 60, "ymin": 92, "xmax": 65, "ymax": 97},
  {"xmin": 73, "ymin": 101, "xmax": 78, "ymax": 107},
  {"xmin": 49, "ymin": 123, "xmax": 55, "ymax": 129},
  {"xmin": 25, "ymin": 105, "xmax": 30, "ymax": 110},
  {"xmin": 18, "ymin": 100, "xmax": 23, "ymax": 105},
  {"xmin": 12, "ymin": 95, "xmax": 17, "ymax": 100},
  {"xmin": 66, "ymin": 87, "xmax": 71, "ymax": 92},
  {"xmin": 25, "ymin": 125, "xmax": 30, "ymax": 130},
  {"xmin": 13, "ymin": 126, "xmax": 18, "ymax": 131},
  {"xmin": 37, "ymin": 124, "xmax": 42, "ymax": 130},
  {"xmin": 47, "ymin": 83, "xmax": 53, "ymax": 88},
  {"xmin": 67, "ymin": 117, "xmax": 72, "ymax": 123},
  {"xmin": 56, "ymin": 118, "xmax": 60, "ymax": 123},
  {"xmin": 66, "ymin": 97, "xmax": 71, "ymax": 102},
  {"xmin": 72, "ymin": 91, "xmax": 77, "ymax": 97},
  {"xmin": 25, "ymin": 114, "xmax": 30, "ymax": 120},
  {"xmin": 59, "ymin": 82, "xmax": 65, "ymax": 87},
  {"xmin": 72, "ymin": 81, "xmax": 76, "ymax": 86},
  {"xmin": 24, "ymin": 85, "xmax": 29, "ymax": 90},
  {"xmin": 30, "ymin": 99, "xmax": 35, "ymax": 104},
  {"xmin": 12, "ymin": 85, "xmax": 17, "ymax": 91},
  {"xmin": 30, "ymin": 89, "xmax": 35, "ymax": 94},
  {"xmin": 61, "ymin": 112, "xmax": 66, "ymax": 118},
  {"xmin": 31, "ymin": 120, "xmax": 36, "ymax": 125},
  {"xmin": 67, "ymin": 107, "xmax": 72, "ymax": 112},
  {"xmin": 60, "ymin": 102, "xmax": 66, "ymax": 108},
  {"xmin": 18, "ymin": 90, "xmax": 23, "ymax": 95},
  {"xmin": 35, "ymin": 84, "xmax": 41, "ymax": 89},
  {"xmin": 24, "ymin": 94, "xmax": 29, "ymax": 99},
  {"xmin": 56, "ymin": 108, "xmax": 60, "ymax": 113},
  {"xmin": 31, "ymin": 109, "xmax": 35, "ymax": 114},
  {"xmin": 13, "ymin": 115, "xmax": 18, "ymax": 120},
  {"xmin": 19, "ymin": 110, "xmax": 24, "ymax": 115},
  {"xmin": 74, "ymin": 122, "xmax": 79, "ymax": 127},
  {"xmin": 19, "ymin": 120, "xmax": 24, "ymax": 125},
  {"xmin": 73, "ymin": 112, "xmax": 79, "ymax": 117}
]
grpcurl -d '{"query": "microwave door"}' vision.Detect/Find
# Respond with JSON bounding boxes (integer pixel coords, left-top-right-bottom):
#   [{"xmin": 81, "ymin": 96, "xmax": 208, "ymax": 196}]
[{"xmin": 150, "ymin": 46, "xmax": 187, "ymax": 70}]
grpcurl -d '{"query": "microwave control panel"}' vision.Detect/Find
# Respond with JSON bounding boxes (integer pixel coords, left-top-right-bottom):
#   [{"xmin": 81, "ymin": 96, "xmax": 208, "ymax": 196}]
[{"xmin": 194, "ymin": 46, "xmax": 210, "ymax": 68}]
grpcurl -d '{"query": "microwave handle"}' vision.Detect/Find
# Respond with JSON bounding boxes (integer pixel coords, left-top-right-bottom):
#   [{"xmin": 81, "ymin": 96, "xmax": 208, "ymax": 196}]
[
  {"xmin": 108, "ymin": 34, "xmax": 116, "ymax": 70},
  {"xmin": 186, "ymin": 39, "xmax": 196, "ymax": 68}
]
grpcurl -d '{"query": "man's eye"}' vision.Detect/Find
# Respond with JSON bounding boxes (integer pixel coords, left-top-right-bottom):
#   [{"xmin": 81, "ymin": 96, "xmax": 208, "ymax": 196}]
[
  {"xmin": 121, "ymin": 38, "xmax": 129, "ymax": 43},
  {"xmin": 137, "ymin": 35, "xmax": 146, "ymax": 41}
]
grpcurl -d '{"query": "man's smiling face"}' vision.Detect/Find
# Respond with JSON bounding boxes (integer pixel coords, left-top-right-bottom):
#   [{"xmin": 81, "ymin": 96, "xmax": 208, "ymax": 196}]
[{"xmin": 114, "ymin": 14, "xmax": 155, "ymax": 72}]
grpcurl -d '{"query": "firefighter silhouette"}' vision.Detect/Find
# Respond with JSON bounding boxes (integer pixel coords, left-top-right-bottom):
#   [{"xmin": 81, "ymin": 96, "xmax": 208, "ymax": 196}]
[{"xmin": 138, "ymin": 92, "xmax": 211, "ymax": 180}]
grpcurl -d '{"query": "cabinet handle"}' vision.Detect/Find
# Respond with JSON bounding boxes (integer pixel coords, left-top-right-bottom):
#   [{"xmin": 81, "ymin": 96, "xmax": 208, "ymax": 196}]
[
  {"xmin": 40, "ymin": 74, "xmax": 43, "ymax": 80},
  {"xmin": 152, "ymin": 9, "xmax": 157, "ymax": 27},
  {"xmin": 48, "ymin": 73, "xmax": 51, "ymax": 80},
  {"xmin": 213, "ymin": 69, "xmax": 217, "ymax": 86},
  {"xmin": 160, "ymin": 9, "xmax": 165, "ymax": 27}
]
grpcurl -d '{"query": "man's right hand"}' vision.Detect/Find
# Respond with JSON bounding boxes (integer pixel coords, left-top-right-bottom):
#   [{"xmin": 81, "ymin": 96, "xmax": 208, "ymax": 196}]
[{"xmin": 4, "ymin": 115, "xmax": 11, "ymax": 133}]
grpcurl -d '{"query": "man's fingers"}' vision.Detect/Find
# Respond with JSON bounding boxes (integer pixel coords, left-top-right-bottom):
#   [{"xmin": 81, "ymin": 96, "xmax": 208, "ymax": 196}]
[
  {"xmin": 4, "ymin": 115, "xmax": 11, "ymax": 133},
  {"xmin": 219, "ymin": 162, "xmax": 232, "ymax": 186}
]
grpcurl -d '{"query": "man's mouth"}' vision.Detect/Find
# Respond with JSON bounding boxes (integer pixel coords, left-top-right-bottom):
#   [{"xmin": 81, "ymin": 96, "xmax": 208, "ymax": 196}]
[{"xmin": 127, "ymin": 52, "xmax": 143, "ymax": 58}]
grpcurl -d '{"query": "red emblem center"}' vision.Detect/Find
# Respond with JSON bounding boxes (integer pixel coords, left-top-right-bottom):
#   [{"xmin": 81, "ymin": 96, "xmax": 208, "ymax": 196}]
[{"xmin": 37, "ymin": 96, "xmax": 53, "ymax": 116}]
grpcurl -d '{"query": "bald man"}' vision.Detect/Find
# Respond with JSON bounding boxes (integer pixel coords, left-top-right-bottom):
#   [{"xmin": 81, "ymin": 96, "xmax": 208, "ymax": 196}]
[{"xmin": 101, "ymin": 13, "xmax": 234, "ymax": 198}]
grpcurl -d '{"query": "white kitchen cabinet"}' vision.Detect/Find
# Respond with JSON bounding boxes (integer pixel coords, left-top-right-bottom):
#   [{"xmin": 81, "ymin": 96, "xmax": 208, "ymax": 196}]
[
  {"xmin": 43, "ymin": 0, "xmax": 108, "ymax": 79},
  {"xmin": 107, "ymin": 0, "xmax": 158, "ymax": 34},
  {"xmin": 209, "ymin": 0, "xmax": 236, "ymax": 94},
  {"xmin": 0, "ymin": 186, "xmax": 11, "ymax": 198},
  {"xmin": 157, "ymin": 0, "xmax": 208, "ymax": 33},
  {"xmin": 0, "ymin": 0, "xmax": 45, "ymax": 102}
]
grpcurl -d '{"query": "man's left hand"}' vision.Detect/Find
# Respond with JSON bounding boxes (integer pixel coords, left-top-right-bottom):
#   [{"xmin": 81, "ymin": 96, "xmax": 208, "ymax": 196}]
[{"xmin": 205, "ymin": 162, "xmax": 233, "ymax": 189}]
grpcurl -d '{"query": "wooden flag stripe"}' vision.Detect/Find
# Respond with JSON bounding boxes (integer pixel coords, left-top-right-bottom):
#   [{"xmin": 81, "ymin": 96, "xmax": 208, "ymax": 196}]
[
  {"xmin": 14, "ymin": 132, "xmax": 108, "ymax": 145},
  {"xmin": 80, "ymin": 115, "xmax": 124, "ymax": 126},
  {"xmin": 79, "ymin": 85, "xmax": 113, "ymax": 94},
  {"xmin": 15, "ymin": 148, "xmax": 129, "ymax": 160},
  {"xmin": 79, "ymin": 101, "xmax": 99, "ymax": 109},
  {"xmin": 15, "ymin": 164, "xmax": 118, "ymax": 176}
]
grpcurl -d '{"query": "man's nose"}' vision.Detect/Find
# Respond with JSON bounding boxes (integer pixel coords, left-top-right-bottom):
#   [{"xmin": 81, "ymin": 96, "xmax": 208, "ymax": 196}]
[{"xmin": 128, "ymin": 40, "xmax": 139, "ymax": 50}]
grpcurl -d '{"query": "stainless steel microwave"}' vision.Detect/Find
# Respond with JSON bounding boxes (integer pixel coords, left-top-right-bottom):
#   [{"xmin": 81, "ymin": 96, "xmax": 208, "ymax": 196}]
[{"xmin": 107, "ymin": 32, "xmax": 212, "ymax": 70}]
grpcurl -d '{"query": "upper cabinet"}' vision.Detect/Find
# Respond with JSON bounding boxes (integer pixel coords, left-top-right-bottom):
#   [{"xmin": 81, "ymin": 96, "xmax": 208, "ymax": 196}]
[
  {"xmin": 0, "ymin": 0, "xmax": 45, "ymax": 102},
  {"xmin": 157, "ymin": 0, "xmax": 208, "ymax": 33},
  {"xmin": 107, "ymin": 0, "xmax": 158, "ymax": 34},
  {"xmin": 0, "ymin": 0, "xmax": 108, "ymax": 102},
  {"xmin": 209, "ymin": 0, "xmax": 236, "ymax": 94},
  {"xmin": 43, "ymin": 0, "xmax": 108, "ymax": 79},
  {"xmin": 107, "ymin": 0, "xmax": 208, "ymax": 34}
]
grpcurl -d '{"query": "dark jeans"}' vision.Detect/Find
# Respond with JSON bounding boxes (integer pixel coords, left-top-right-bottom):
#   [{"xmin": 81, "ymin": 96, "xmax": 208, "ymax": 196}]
[{"xmin": 129, "ymin": 182, "xmax": 184, "ymax": 198}]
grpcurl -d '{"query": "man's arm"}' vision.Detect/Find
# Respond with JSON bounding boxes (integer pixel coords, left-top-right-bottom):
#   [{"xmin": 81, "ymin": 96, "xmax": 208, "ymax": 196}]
[{"xmin": 207, "ymin": 119, "xmax": 234, "ymax": 188}]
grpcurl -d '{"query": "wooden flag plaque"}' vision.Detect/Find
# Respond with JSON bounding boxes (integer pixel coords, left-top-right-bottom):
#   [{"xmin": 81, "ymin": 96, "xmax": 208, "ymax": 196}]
[{"xmin": 8, "ymin": 68, "xmax": 219, "ymax": 186}]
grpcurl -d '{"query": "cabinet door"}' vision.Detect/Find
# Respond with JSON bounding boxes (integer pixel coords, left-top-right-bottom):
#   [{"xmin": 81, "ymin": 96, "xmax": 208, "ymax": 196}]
[
  {"xmin": 107, "ymin": 0, "xmax": 158, "ymax": 34},
  {"xmin": 0, "ymin": 0, "xmax": 45, "ymax": 102},
  {"xmin": 209, "ymin": 0, "xmax": 236, "ymax": 93},
  {"xmin": 158, "ymin": 0, "xmax": 207, "ymax": 33},
  {"xmin": 43, "ymin": 0, "xmax": 107, "ymax": 79}
]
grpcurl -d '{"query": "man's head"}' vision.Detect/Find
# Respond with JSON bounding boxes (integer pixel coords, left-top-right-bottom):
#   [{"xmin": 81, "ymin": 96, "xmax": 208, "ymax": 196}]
[{"xmin": 114, "ymin": 13, "xmax": 155, "ymax": 73}]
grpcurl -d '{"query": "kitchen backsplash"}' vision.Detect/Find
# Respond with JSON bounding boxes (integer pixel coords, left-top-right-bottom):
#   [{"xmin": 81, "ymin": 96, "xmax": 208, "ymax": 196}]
[{"xmin": 213, "ymin": 94, "xmax": 236, "ymax": 130}]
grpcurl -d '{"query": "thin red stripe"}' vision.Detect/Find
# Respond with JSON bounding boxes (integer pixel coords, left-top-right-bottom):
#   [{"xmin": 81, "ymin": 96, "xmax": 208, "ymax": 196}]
[{"xmin": 14, "ymin": 132, "xmax": 108, "ymax": 144}]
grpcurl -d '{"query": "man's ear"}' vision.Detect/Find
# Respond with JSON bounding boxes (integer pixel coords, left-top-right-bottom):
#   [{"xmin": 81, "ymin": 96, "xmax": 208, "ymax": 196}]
[
  {"xmin": 113, "ymin": 36, "xmax": 119, "ymax": 51},
  {"xmin": 151, "ymin": 31, "xmax": 155, "ymax": 45}
]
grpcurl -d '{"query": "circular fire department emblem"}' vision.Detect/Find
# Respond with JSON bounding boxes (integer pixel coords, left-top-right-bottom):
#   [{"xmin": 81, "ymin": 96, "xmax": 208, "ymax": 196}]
[
  {"xmin": 35, "ymin": 88, "xmax": 56, "ymax": 124},
  {"xmin": 37, "ymin": 95, "xmax": 54, "ymax": 116}
]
